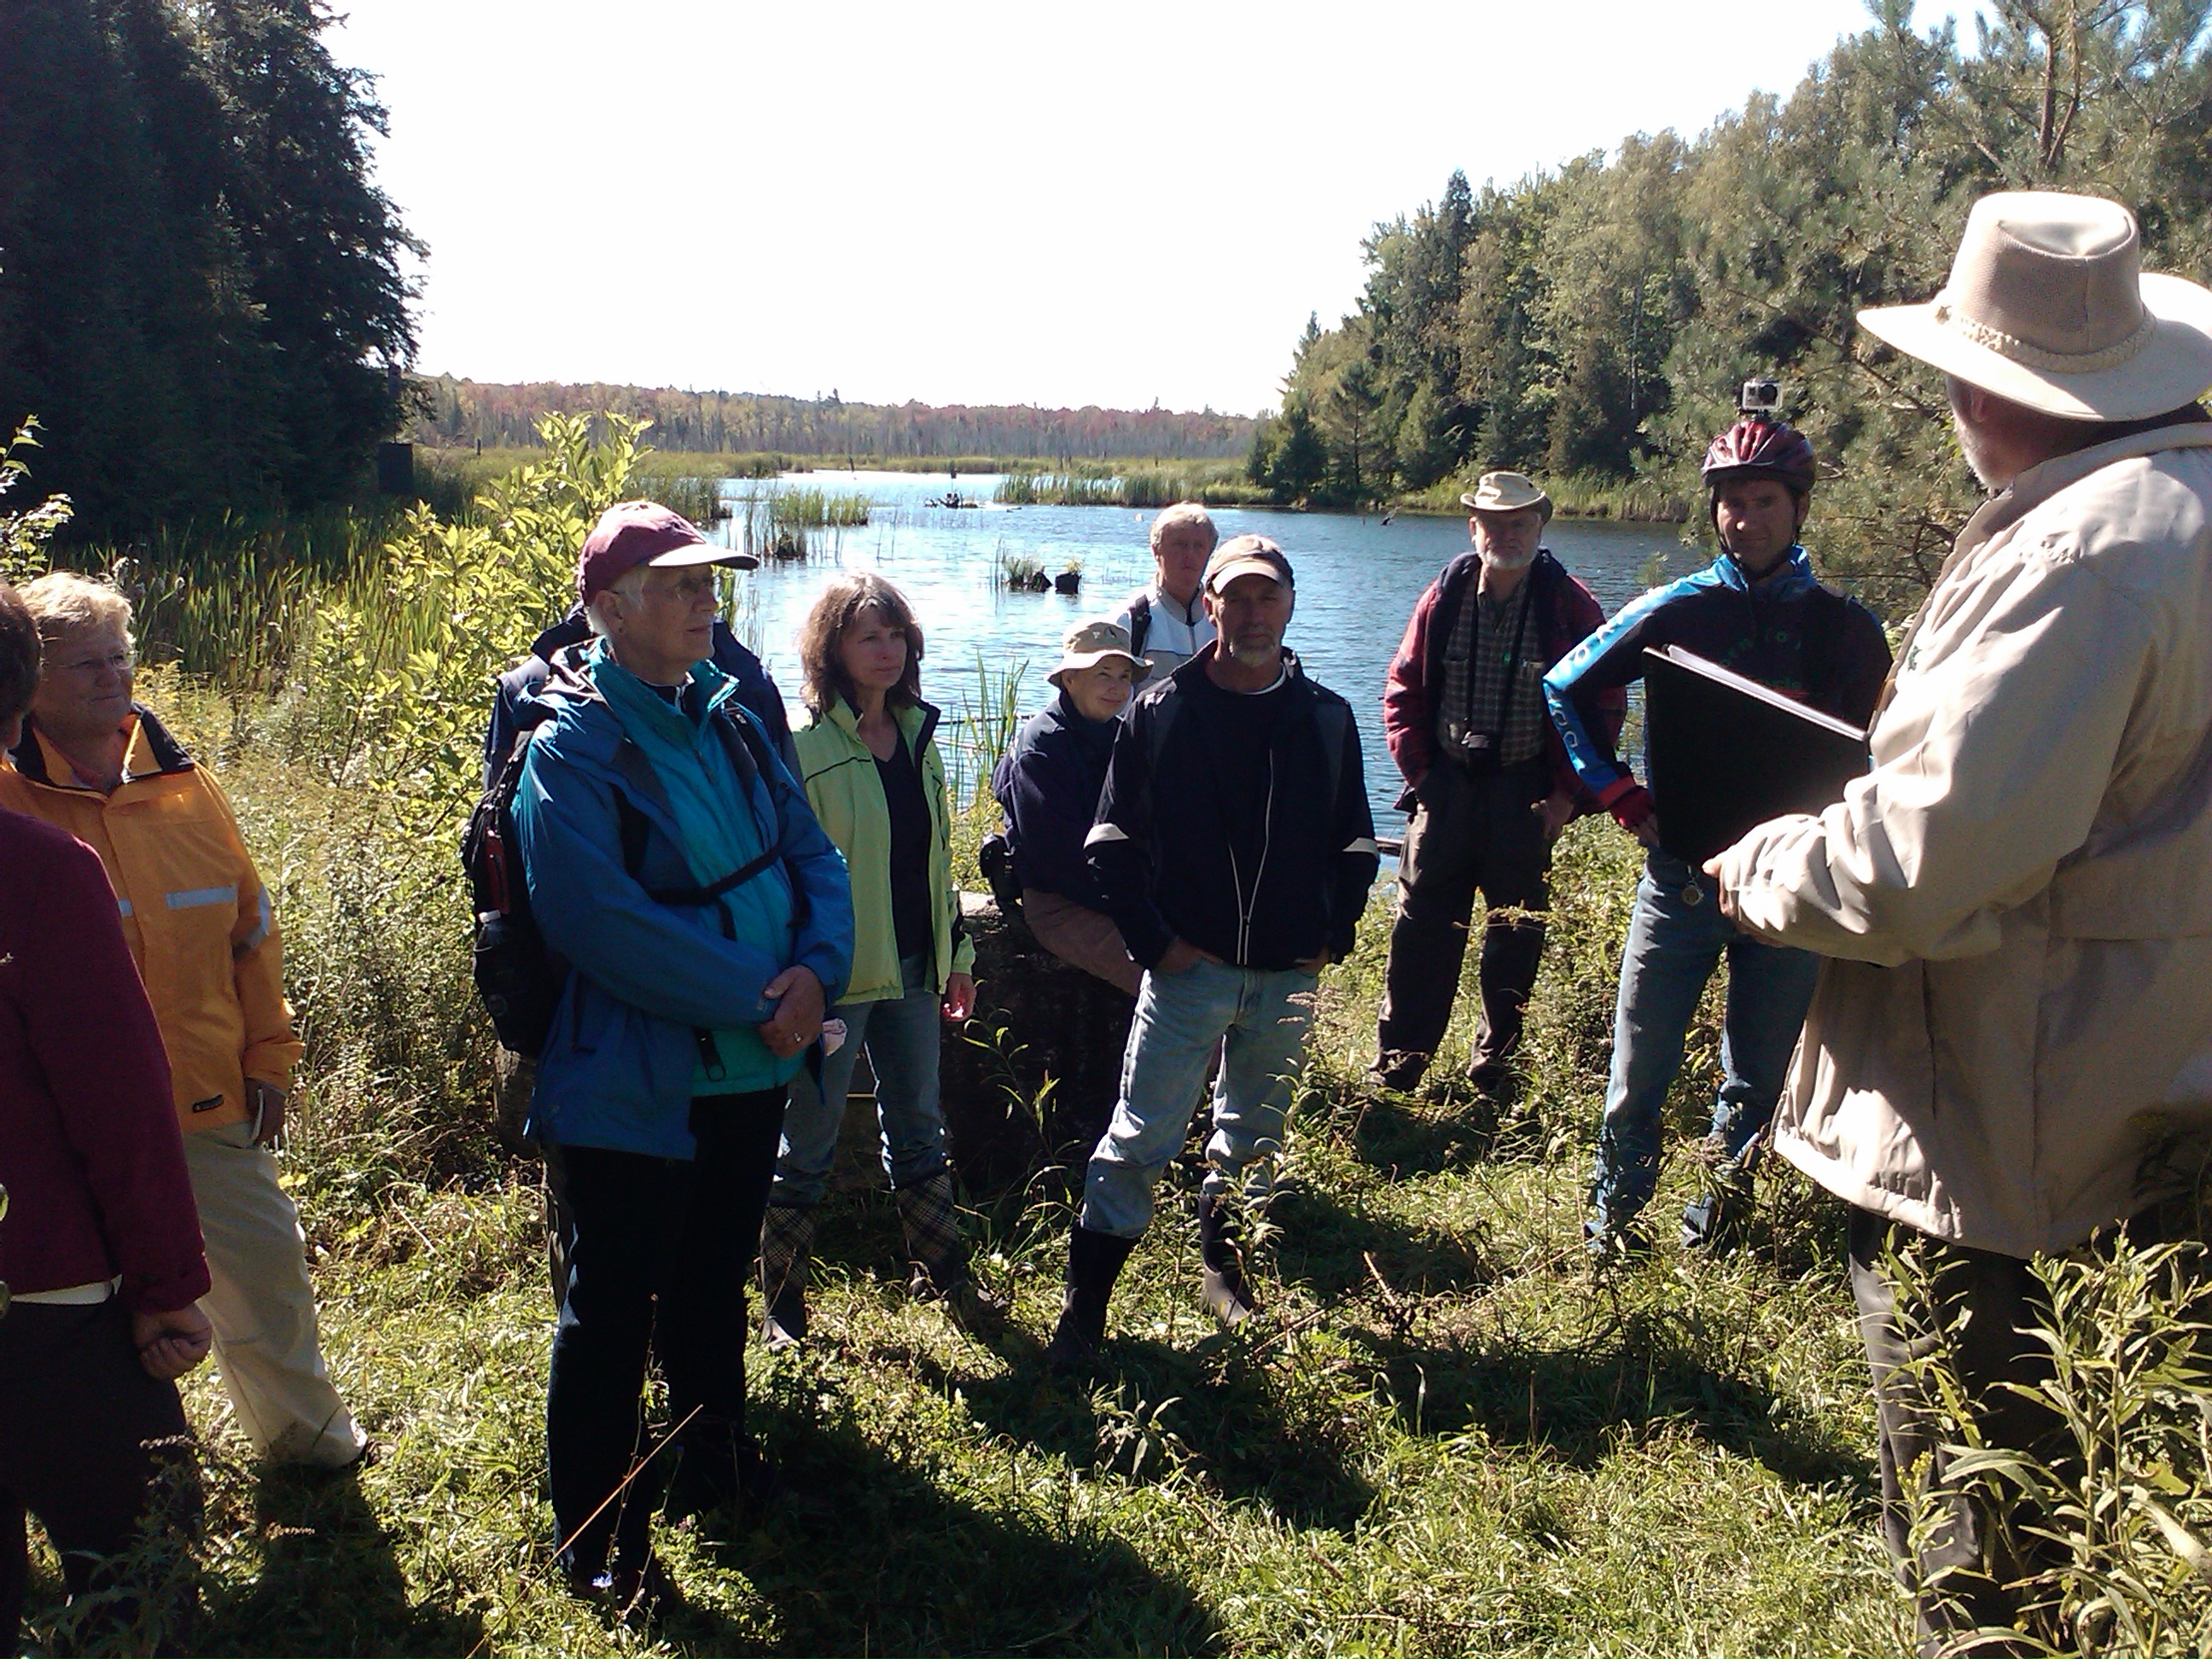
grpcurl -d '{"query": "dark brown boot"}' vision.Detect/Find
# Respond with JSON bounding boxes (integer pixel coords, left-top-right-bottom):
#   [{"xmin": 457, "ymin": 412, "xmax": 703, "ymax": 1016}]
[{"xmin": 895, "ymin": 1170, "xmax": 1009, "ymax": 1330}]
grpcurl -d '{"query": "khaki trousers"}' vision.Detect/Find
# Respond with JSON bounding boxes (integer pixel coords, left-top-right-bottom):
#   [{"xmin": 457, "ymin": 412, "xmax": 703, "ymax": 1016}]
[
  {"xmin": 182, "ymin": 1121, "xmax": 364, "ymax": 1468},
  {"xmin": 1022, "ymin": 889, "xmax": 1144, "ymax": 998}
]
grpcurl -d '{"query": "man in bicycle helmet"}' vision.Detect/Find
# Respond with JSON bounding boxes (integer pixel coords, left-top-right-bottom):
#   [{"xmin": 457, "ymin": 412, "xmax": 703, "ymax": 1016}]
[{"xmin": 1544, "ymin": 395, "xmax": 1889, "ymax": 1258}]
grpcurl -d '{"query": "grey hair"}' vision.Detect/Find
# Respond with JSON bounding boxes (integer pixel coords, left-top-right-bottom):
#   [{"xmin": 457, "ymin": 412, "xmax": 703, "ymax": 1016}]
[
  {"xmin": 1149, "ymin": 501, "xmax": 1218, "ymax": 556},
  {"xmin": 584, "ymin": 564, "xmax": 651, "ymax": 636}
]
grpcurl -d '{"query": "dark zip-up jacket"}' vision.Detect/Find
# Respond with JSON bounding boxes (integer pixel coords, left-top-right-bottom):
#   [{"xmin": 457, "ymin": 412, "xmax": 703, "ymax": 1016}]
[
  {"xmin": 991, "ymin": 690, "xmax": 1117, "ymax": 911},
  {"xmin": 1544, "ymin": 545, "xmax": 1892, "ymax": 801},
  {"xmin": 1086, "ymin": 645, "xmax": 1380, "ymax": 970},
  {"xmin": 1383, "ymin": 548, "xmax": 1618, "ymax": 812},
  {"xmin": 483, "ymin": 607, "xmax": 793, "ymax": 789}
]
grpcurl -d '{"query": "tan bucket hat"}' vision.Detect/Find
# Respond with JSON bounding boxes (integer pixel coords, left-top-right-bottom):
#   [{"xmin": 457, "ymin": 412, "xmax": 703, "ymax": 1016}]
[
  {"xmin": 1857, "ymin": 190, "xmax": 2212, "ymax": 422},
  {"xmin": 1459, "ymin": 470, "xmax": 1552, "ymax": 519},
  {"xmin": 1048, "ymin": 618, "xmax": 1149, "ymax": 687}
]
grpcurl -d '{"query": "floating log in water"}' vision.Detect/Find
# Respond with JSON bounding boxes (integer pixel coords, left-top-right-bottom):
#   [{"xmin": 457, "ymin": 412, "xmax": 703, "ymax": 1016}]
[{"xmin": 1053, "ymin": 569, "xmax": 1081, "ymax": 594}]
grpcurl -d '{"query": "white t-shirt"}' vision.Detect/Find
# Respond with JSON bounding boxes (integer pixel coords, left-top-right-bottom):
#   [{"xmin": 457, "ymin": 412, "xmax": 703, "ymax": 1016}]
[{"xmin": 1113, "ymin": 584, "xmax": 1217, "ymax": 680}]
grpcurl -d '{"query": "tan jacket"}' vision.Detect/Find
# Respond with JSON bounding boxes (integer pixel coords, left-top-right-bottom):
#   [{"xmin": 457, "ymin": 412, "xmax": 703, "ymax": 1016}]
[
  {"xmin": 0, "ymin": 707, "xmax": 302, "ymax": 1134},
  {"xmin": 1718, "ymin": 422, "xmax": 2212, "ymax": 1257}
]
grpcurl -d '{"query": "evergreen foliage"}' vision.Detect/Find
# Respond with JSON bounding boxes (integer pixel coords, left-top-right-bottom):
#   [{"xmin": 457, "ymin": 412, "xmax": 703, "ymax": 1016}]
[
  {"xmin": 1273, "ymin": 1, "xmax": 2212, "ymax": 609},
  {"xmin": 0, "ymin": 0, "xmax": 417, "ymax": 533}
]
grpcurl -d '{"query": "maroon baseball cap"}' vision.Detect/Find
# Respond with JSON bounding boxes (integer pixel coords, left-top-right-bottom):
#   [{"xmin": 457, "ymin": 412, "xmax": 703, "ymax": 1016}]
[{"xmin": 575, "ymin": 500, "xmax": 755, "ymax": 603}]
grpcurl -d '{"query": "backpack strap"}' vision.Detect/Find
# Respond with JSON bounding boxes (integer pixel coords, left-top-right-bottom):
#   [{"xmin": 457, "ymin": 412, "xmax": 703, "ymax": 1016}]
[{"xmin": 1126, "ymin": 591, "xmax": 1152, "ymax": 659}]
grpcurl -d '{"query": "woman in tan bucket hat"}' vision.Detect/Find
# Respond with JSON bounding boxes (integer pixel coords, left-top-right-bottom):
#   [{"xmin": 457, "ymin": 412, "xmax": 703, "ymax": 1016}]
[
  {"xmin": 1705, "ymin": 190, "xmax": 2212, "ymax": 1648},
  {"xmin": 992, "ymin": 619, "xmax": 1151, "ymax": 998}
]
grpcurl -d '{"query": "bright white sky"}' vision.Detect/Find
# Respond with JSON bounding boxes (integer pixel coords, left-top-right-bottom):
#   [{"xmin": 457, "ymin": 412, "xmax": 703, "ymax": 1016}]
[{"xmin": 333, "ymin": 0, "xmax": 1912, "ymax": 416}]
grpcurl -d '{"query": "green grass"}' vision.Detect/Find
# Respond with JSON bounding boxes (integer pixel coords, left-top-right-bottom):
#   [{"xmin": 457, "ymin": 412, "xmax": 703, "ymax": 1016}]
[{"xmin": 996, "ymin": 463, "xmax": 1270, "ymax": 509}]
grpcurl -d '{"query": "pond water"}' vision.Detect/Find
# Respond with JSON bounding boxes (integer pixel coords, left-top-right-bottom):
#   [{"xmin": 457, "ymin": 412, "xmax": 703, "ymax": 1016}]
[{"xmin": 707, "ymin": 469, "xmax": 1697, "ymax": 829}]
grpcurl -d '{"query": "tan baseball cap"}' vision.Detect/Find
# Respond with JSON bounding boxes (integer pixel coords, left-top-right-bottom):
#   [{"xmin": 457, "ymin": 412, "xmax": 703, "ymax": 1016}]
[
  {"xmin": 1202, "ymin": 533, "xmax": 1294, "ymax": 595},
  {"xmin": 1459, "ymin": 470, "xmax": 1552, "ymax": 519},
  {"xmin": 1048, "ymin": 618, "xmax": 1149, "ymax": 687}
]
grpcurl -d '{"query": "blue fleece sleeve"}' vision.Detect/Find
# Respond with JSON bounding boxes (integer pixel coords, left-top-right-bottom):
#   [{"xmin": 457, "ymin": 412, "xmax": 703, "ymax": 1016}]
[
  {"xmin": 1543, "ymin": 580, "xmax": 1679, "ymax": 797},
  {"xmin": 515, "ymin": 736, "xmax": 797, "ymax": 1030},
  {"xmin": 1086, "ymin": 706, "xmax": 1173, "ymax": 969}
]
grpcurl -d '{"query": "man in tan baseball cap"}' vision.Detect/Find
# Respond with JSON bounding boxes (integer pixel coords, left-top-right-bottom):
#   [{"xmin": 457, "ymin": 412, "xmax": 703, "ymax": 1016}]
[{"xmin": 1703, "ymin": 190, "xmax": 2212, "ymax": 1647}]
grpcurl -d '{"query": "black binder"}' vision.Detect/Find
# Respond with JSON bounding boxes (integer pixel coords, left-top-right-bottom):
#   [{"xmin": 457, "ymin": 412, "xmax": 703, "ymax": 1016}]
[{"xmin": 1642, "ymin": 644, "xmax": 1870, "ymax": 866}]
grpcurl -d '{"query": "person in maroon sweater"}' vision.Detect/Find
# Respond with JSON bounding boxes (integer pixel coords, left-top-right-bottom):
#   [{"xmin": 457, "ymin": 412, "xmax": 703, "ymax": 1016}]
[
  {"xmin": 1374, "ymin": 472, "xmax": 1623, "ymax": 1098},
  {"xmin": 0, "ymin": 579, "xmax": 212, "ymax": 1650}
]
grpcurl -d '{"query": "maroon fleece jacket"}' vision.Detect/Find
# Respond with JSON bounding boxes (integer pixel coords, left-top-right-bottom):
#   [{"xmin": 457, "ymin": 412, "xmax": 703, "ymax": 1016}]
[{"xmin": 0, "ymin": 809, "xmax": 209, "ymax": 1313}]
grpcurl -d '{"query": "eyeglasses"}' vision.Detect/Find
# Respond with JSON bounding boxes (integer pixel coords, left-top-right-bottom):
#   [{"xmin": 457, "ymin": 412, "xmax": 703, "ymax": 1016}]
[
  {"xmin": 643, "ymin": 571, "xmax": 727, "ymax": 606},
  {"xmin": 50, "ymin": 647, "xmax": 135, "ymax": 678}
]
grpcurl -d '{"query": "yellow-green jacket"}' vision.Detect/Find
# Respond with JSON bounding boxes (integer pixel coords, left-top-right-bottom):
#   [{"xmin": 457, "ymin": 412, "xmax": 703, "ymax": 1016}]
[{"xmin": 794, "ymin": 698, "xmax": 974, "ymax": 1004}]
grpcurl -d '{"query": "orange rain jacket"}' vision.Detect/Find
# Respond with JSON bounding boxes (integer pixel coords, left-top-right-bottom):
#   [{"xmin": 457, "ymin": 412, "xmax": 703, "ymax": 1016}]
[{"xmin": 0, "ymin": 705, "xmax": 302, "ymax": 1135}]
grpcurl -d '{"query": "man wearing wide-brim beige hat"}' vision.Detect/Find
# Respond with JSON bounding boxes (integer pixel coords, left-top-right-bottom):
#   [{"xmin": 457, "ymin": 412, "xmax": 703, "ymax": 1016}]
[
  {"xmin": 1374, "ymin": 469, "xmax": 1610, "ymax": 1100},
  {"xmin": 1704, "ymin": 189, "xmax": 2212, "ymax": 1648}
]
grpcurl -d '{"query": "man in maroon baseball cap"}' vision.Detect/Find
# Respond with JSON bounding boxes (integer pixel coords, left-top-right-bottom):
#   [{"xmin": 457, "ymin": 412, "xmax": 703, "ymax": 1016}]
[{"xmin": 576, "ymin": 500, "xmax": 755, "ymax": 605}]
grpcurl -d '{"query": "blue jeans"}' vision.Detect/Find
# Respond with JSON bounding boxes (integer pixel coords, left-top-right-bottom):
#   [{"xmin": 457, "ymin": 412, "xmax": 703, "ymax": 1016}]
[
  {"xmin": 1080, "ymin": 958, "xmax": 1319, "ymax": 1239},
  {"xmin": 1590, "ymin": 852, "xmax": 1819, "ymax": 1231},
  {"xmin": 771, "ymin": 955, "xmax": 947, "ymax": 1208}
]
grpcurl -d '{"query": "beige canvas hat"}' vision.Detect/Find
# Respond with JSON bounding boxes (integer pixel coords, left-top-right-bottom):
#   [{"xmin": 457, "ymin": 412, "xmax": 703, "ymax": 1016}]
[
  {"xmin": 1048, "ymin": 618, "xmax": 1149, "ymax": 687},
  {"xmin": 1459, "ymin": 470, "xmax": 1553, "ymax": 518},
  {"xmin": 1858, "ymin": 190, "xmax": 2212, "ymax": 422}
]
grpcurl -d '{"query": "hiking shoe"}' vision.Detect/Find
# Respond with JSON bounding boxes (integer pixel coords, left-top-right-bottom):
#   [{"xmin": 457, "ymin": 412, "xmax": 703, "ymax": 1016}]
[
  {"xmin": 1370, "ymin": 1050, "xmax": 1429, "ymax": 1094},
  {"xmin": 1681, "ymin": 1177, "xmax": 1755, "ymax": 1255},
  {"xmin": 924, "ymin": 1271, "xmax": 1011, "ymax": 1335},
  {"xmin": 1584, "ymin": 1218, "xmax": 1651, "ymax": 1263}
]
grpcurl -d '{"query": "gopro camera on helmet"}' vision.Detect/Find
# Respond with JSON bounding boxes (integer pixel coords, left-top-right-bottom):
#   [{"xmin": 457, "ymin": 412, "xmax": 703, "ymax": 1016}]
[{"xmin": 1739, "ymin": 376, "xmax": 1781, "ymax": 416}]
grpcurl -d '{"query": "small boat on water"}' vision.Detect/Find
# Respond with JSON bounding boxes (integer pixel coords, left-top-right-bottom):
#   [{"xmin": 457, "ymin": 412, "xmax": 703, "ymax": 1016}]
[{"xmin": 932, "ymin": 492, "xmax": 981, "ymax": 509}]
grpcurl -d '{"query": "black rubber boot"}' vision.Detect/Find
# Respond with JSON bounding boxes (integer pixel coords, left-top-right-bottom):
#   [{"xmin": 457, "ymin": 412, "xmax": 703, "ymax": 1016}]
[
  {"xmin": 1045, "ymin": 1226, "xmax": 1137, "ymax": 1376},
  {"xmin": 758, "ymin": 1205, "xmax": 813, "ymax": 1350},
  {"xmin": 1196, "ymin": 1196, "xmax": 1256, "ymax": 1325}
]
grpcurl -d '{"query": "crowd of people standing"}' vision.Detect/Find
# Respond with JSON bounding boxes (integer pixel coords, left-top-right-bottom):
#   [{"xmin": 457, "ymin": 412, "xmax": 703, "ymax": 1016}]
[{"xmin": 4, "ymin": 188, "xmax": 2211, "ymax": 1650}]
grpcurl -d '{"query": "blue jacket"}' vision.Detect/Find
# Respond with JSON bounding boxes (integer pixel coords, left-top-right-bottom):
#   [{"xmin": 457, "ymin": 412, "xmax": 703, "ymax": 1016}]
[
  {"xmin": 509, "ymin": 656, "xmax": 853, "ymax": 1159},
  {"xmin": 991, "ymin": 690, "xmax": 1117, "ymax": 911},
  {"xmin": 1544, "ymin": 546, "xmax": 1891, "ymax": 800},
  {"xmin": 483, "ymin": 608, "xmax": 794, "ymax": 790}
]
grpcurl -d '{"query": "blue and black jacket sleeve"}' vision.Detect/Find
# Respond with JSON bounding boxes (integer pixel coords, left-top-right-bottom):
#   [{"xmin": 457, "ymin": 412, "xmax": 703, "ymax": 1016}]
[{"xmin": 1543, "ymin": 584, "xmax": 1677, "ymax": 799}]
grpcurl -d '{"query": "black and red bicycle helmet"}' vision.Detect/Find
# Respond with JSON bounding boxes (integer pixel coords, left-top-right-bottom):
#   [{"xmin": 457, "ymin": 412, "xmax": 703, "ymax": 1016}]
[{"xmin": 1700, "ymin": 416, "xmax": 1817, "ymax": 496}]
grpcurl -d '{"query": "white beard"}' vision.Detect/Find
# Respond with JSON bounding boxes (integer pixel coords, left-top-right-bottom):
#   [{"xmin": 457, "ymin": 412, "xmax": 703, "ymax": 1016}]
[{"xmin": 1481, "ymin": 548, "xmax": 1538, "ymax": 572}]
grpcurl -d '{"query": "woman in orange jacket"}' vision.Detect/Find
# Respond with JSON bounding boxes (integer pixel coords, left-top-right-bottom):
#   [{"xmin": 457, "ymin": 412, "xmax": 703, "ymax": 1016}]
[{"xmin": 0, "ymin": 573, "xmax": 366, "ymax": 1471}]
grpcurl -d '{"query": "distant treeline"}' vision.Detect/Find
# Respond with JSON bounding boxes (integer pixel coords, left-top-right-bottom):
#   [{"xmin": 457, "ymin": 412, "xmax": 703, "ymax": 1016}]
[
  {"xmin": 0, "ymin": 0, "xmax": 417, "ymax": 533},
  {"xmin": 412, "ymin": 376, "xmax": 1256, "ymax": 464},
  {"xmin": 1254, "ymin": 0, "xmax": 2212, "ymax": 611}
]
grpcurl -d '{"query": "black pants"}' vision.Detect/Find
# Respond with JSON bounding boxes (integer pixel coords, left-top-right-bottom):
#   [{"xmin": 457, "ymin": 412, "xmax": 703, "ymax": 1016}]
[
  {"xmin": 0, "ymin": 1300, "xmax": 197, "ymax": 1651},
  {"xmin": 545, "ymin": 1089, "xmax": 785, "ymax": 1578},
  {"xmin": 1376, "ymin": 758, "xmax": 1551, "ymax": 1083},
  {"xmin": 1849, "ymin": 1208, "xmax": 2072, "ymax": 1653}
]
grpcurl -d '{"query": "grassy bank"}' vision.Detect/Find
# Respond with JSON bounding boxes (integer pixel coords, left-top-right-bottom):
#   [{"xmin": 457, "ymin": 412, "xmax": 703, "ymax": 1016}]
[
  {"xmin": 1391, "ymin": 469, "xmax": 1693, "ymax": 523},
  {"xmin": 12, "ymin": 422, "xmax": 2208, "ymax": 1656}
]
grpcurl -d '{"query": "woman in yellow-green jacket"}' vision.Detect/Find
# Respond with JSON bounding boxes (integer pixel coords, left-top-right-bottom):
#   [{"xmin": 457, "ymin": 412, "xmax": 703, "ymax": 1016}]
[{"xmin": 759, "ymin": 573, "xmax": 1004, "ymax": 1343}]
